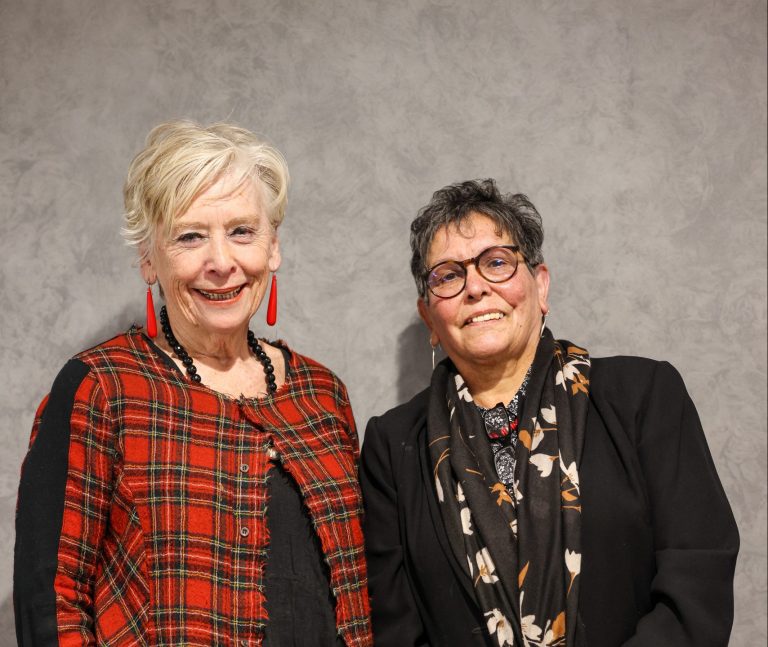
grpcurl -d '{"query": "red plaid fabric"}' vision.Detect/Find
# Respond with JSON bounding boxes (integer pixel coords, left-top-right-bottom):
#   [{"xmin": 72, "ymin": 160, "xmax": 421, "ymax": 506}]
[{"xmin": 18, "ymin": 330, "xmax": 372, "ymax": 646}]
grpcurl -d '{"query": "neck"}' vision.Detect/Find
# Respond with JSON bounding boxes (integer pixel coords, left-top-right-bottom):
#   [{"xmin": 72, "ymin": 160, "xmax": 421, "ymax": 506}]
[
  {"xmin": 455, "ymin": 345, "xmax": 538, "ymax": 409},
  {"xmin": 161, "ymin": 310, "xmax": 251, "ymax": 366}
]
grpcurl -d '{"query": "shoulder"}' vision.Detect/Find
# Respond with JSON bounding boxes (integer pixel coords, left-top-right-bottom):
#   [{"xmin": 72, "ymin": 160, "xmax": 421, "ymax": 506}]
[
  {"xmin": 43, "ymin": 332, "xmax": 140, "ymax": 404},
  {"xmin": 360, "ymin": 388, "xmax": 430, "ymax": 488},
  {"xmin": 285, "ymin": 345, "xmax": 342, "ymax": 381},
  {"xmin": 589, "ymin": 356, "xmax": 691, "ymax": 425},
  {"xmin": 591, "ymin": 356, "xmax": 685, "ymax": 396},
  {"xmin": 364, "ymin": 387, "xmax": 430, "ymax": 448},
  {"xmin": 31, "ymin": 356, "xmax": 113, "ymax": 450},
  {"xmin": 34, "ymin": 331, "xmax": 147, "ymax": 420},
  {"xmin": 277, "ymin": 342, "xmax": 350, "ymax": 397},
  {"xmin": 40, "ymin": 357, "xmax": 100, "ymax": 418},
  {"xmin": 72, "ymin": 329, "xmax": 150, "ymax": 371},
  {"xmin": 57, "ymin": 329, "xmax": 172, "ymax": 411}
]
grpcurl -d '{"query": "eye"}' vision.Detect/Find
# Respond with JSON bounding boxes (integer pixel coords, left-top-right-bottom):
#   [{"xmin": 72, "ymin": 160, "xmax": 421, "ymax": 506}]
[
  {"xmin": 487, "ymin": 256, "xmax": 511, "ymax": 269},
  {"xmin": 480, "ymin": 248, "xmax": 516, "ymax": 272},
  {"xmin": 430, "ymin": 264, "xmax": 464, "ymax": 285},
  {"xmin": 439, "ymin": 271, "xmax": 461, "ymax": 284},
  {"xmin": 175, "ymin": 232, "xmax": 204, "ymax": 244},
  {"xmin": 230, "ymin": 225, "xmax": 259, "ymax": 241}
]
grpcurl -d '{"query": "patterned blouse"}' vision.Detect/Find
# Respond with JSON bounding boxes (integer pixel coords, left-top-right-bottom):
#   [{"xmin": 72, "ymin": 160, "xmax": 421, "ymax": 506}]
[
  {"xmin": 14, "ymin": 329, "xmax": 372, "ymax": 646},
  {"xmin": 475, "ymin": 368, "xmax": 530, "ymax": 488}
]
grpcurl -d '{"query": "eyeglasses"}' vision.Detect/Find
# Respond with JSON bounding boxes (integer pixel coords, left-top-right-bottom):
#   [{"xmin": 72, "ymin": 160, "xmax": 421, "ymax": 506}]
[{"xmin": 425, "ymin": 245, "xmax": 527, "ymax": 299}]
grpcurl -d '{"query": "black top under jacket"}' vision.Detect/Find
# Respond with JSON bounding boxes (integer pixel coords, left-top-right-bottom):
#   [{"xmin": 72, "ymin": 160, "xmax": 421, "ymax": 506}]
[{"xmin": 360, "ymin": 357, "xmax": 739, "ymax": 647}]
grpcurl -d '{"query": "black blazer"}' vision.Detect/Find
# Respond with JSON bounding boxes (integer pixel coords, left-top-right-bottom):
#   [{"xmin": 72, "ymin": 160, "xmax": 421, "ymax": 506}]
[{"xmin": 360, "ymin": 357, "xmax": 738, "ymax": 647}]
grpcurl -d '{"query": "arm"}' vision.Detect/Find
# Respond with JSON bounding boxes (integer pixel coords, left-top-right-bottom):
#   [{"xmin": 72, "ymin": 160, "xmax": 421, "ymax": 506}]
[
  {"xmin": 337, "ymin": 381, "xmax": 360, "ymax": 460},
  {"xmin": 15, "ymin": 360, "xmax": 115, "ymax": 646},
  {"xmin": 623, "ymin": 362, "xmax": 739, "ymax": 647},
  {"xmin": 359, "ymin": 416, "xmax": 429, "ymax": 647}
]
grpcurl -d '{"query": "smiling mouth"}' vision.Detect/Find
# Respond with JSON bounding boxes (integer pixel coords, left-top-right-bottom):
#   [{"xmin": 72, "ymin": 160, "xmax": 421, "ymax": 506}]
[
  {"xmin": 466, "ymin": 312, "xmax": 504, "ymax": 325},
  {"xmin": 195, "ymin": 286, "xmax": 244, "ymax": 301}
]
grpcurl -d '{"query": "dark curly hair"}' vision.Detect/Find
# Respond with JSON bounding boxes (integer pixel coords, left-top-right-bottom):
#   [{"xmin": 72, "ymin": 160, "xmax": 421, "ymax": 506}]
[{"xmin": 410, "ymin": 179, "xmax": 544, "ymax": 299}]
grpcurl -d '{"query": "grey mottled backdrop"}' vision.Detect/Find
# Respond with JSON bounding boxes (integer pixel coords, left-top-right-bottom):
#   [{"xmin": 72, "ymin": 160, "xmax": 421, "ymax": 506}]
[{"xmin": 1, "ymin": 0, "xmax": 765, "ymax": 644}]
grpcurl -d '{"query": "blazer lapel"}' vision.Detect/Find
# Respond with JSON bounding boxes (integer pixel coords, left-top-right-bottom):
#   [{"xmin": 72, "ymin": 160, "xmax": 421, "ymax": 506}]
[{"xmin": 398, "ymin": 417, "xmax": 477, "ymax": 604}]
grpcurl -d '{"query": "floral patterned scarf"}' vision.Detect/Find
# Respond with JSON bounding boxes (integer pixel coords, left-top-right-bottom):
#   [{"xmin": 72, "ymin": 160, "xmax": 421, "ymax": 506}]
[{"xmin": 427, "ymin": 329, "xmax": 590, "ymax": 646}]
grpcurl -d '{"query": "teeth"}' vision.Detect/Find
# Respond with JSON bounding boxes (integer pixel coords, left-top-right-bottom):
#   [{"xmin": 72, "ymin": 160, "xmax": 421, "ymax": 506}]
[
  {"xmin": 469, "ymin": 312, "xmax": 503, "ymax": 324},
  {"xmin": 198, "ymin": 287, "xmax": 242, "ymax": 301}
]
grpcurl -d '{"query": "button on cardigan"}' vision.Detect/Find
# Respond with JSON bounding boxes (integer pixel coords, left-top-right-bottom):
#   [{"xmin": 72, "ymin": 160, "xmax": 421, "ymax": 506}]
[{"xmin": 14, "ymin": 330, "xmax": 372, "ymax": 646}]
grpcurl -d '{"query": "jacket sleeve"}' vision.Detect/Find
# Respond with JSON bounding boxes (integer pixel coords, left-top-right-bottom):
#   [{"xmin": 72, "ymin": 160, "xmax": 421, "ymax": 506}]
[
  {"xmin": 360, "ymin": 416, "xmax": 429, "ymax": 647},
  {"xmin": 623, "ymin": 361, "xmax": 739, "ymax": 647},
  {"xmin": 15, "ymin": 359, "xmax": 116, "ymax": 646},
  {"xmin": 337, "ymin": 380, "xmax": 360, "ymax": 460}
]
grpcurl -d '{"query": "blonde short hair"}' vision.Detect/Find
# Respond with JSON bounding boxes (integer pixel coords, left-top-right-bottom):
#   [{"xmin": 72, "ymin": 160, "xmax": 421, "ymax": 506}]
[{"xmin": 122, "ymin": 120, "xmax": 289, "ymax": 258}]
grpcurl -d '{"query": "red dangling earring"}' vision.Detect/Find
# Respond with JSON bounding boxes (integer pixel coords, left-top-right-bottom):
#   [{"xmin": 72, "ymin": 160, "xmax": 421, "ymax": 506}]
[
  {"xmin": 266, "ymin": 274, "xmax": 277, "ymax": 326},
  {"xmin": 146, "ymin": 283, "xmax": 158, "ymax": 338}
]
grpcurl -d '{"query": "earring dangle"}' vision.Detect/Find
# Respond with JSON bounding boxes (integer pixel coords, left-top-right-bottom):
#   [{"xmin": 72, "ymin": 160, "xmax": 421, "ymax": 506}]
[
  {"xmin": 146, "ymin": 283, "xmax": 158, "ymax": 338},
  {"xmin": 266, "ymin": 274, "xmax": 278, "ymax": 326},
  {"xmin": 431, "ymin": 343, "xmax": 438, "ymax": 370}
]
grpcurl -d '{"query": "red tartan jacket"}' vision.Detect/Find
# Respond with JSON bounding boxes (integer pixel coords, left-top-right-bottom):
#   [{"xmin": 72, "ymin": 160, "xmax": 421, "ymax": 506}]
[{"xmin": 14, "ymin": 329, "xmax": 372, "ymax": 646}]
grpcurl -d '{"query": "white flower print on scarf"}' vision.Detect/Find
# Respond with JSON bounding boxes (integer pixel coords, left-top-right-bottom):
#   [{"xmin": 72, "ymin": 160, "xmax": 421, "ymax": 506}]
[
  {"xmin": 455, "ymin": 374, "xmax": 473, "ymax": 402},
  {"xmin": 475, "ymin": 547, "xmax": 499, "ymax": 584},
  {"xmin": 565, "ymin": 549, "xmax": 581, "ymax": 595},
  {"xmin": 485, "ymin": 608, "xmax": 515, "ymax": 646},
  {"xmin": 461, "ymin": 506, "xmax": 473, "ymax": 535},
  {"xmin": 519, "ymin": 593, "xmax": 543, "ymax": 643}
]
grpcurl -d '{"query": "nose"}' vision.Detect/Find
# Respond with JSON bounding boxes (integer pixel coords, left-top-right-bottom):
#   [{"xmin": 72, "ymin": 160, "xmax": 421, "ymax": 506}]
[
  {"xmin": 207, "ymin": 236, "xmax": 236, "ymax": 275},
  {"xmin": 463, "ymin": 264, "xmax": 492, "ymax": 300}
]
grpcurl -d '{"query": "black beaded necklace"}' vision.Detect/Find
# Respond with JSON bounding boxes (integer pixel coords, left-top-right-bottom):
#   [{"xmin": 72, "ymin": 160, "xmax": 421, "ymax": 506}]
[{"xmin": 159, "ymin": 306, "xmax": 277, "ymax": 393}]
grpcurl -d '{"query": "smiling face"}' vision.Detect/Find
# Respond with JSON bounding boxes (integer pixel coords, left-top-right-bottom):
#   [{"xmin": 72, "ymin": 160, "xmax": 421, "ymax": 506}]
[
  {"xmin": 141, "ymin": 175, "xmax": 280, "ymax": 344},
  {"xmin": 417, "ymin": 212, "xmax": 549, "ymax": 377}
]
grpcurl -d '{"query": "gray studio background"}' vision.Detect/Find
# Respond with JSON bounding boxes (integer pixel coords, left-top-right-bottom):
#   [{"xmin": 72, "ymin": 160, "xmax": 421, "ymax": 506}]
[{"xmin": 1, "ymin": 0, "xmax": 765, "ymax": 644}]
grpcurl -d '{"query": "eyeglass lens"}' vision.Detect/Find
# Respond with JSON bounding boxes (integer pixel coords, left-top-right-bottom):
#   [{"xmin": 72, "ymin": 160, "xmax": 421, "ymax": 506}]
[{"xmin": 427, "ymin": 246, "xmax": 519, "ymax": 298}]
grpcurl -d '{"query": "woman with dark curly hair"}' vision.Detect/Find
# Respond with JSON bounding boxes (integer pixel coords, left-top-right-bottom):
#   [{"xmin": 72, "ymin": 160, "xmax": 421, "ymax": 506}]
[{"xmin": 360, "ymin": 179, "xmax": 737, "ymax": 647}]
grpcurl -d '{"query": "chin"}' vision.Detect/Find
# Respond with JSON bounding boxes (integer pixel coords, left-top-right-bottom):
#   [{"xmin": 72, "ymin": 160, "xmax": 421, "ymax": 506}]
[
  {"xmin": 196, "ymin": 310, "xmax": 253, "ymax": 335},
  {"xmin": 470, "ymin": 349, "xmax": 510, "ymax": 365},
  {"xmin": 453, "ymin": 344, "xmax": 505, "ymax": 366},
  {"xmin": 462, "ymin": 335, "xmax": 531, "ymax": 365}
]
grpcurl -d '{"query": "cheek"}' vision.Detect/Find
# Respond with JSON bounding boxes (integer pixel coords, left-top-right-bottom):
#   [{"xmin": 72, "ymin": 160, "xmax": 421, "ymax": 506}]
[
  {"xmin": 430, "ymin": 302, "xmax": 459, "ymax": 331},
  {"xmin": 500, "ymin": 281, "xmax": 535, "ymax": 308},
  {"xmin": 246, "ymin": 256, "xmax": 268, "ymax": 275},
  {"xmin": 158, "ymin": 254, "xmax": 200, "ymax": 289},
  {"xmin": 247, "ymin": 251, "xmax": 276, "ymax": 278}
]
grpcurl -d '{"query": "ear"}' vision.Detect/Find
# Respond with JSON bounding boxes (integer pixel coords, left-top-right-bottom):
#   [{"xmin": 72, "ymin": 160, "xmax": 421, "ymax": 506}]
[
  {"xmin": 268, "ymin": 232, "xmax": 282, "ymax": 273},
  {"xmin": 534, "ymin": 263, "xmax": 551, "ymax": 315},
  {"xmin": 139, "ymin": 246, "xmax": 156, "ymax": 285},
  {"xmin": 417, "ymin": 297, "xmax": 440, "ymax": 347}
]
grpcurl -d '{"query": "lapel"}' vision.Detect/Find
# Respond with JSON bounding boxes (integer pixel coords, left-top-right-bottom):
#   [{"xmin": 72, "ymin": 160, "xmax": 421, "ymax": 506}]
[{"xmin": 398, "ymin": 413, "xmax": 478, "ymax": 605}]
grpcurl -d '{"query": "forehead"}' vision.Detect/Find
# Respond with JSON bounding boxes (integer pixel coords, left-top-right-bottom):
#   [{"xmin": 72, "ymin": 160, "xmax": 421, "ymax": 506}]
[
  {"xmin": 427, "ymin": 212, "xmax": 514, "ymax": 264},
  {"xmin": 176, "ymin": 176, "xmax": 265, "ymax": 223}
]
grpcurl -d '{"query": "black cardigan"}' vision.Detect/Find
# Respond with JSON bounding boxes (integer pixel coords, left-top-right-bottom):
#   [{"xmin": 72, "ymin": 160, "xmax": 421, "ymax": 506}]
[{"xmin": 360, "ymin": 357, "xmax": 738, "ymax": 647}]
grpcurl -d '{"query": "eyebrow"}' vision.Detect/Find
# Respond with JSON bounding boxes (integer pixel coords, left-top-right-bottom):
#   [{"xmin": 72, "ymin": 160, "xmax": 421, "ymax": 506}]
[
  {"xmin": 171, "ymin": 215, "xmax": 264, "ymax": 234},
  {"xmin": 427, "ymin": 244, "xmax": 519, "ymax": 269}
]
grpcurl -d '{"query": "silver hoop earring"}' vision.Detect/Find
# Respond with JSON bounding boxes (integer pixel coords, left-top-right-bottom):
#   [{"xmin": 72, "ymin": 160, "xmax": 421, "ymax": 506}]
[
  {"xmin": 431, "ymin": 342, "xmax": 440, "ymax": 370},
  {"xmin": 541, "ymin": 311, "xmax": 550, "ymax": 336}
]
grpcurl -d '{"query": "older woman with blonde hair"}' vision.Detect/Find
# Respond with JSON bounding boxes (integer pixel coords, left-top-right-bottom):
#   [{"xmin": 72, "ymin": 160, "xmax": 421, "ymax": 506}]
[
  {"xmin": 15, "ymin": 120, "xmax": 372, "ymax": 646},
  {"xmin": 360, "ymin": 179, "xmax": 738, "ymax": 647}
]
